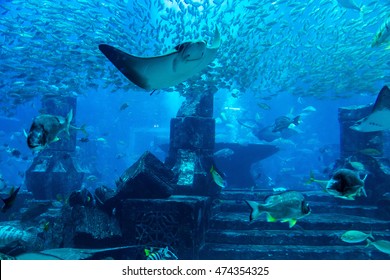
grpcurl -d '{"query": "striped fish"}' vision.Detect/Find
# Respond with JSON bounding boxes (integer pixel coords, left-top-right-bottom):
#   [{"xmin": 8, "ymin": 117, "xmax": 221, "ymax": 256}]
[
  {"xmin": 144, "ymin": 246, "xmax": 178, "ymax": 260},
  {"xmin": 0, "ymin": 225, "xmax": 35, "ymax": 247}
]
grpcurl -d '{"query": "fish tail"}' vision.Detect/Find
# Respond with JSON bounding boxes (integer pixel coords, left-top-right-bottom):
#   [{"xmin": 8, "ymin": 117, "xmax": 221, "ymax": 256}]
[
  {"xmin": 245, "ymin": 200, "xmax": 265, "ymax": 221},
  {"xmin": 368, "ymin": 229, "xmax": 375, "ymax": 241},
  {"xmin": 306, "ymin": 171, "xmax": 315, "ymax": 184},
  {"xmin": 70, "ymin": 124, "xmax": 88, "ymax": 136},
  {"xmin": 365, "ymin": 239, "xmax": 373, "ymax": 248},
  {"xmin": 293, "ymin": 115, "xmax": 301, "ymax": 125}
]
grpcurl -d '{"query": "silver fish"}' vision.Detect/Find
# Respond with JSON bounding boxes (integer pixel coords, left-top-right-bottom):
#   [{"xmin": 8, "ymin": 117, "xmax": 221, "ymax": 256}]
[{"xmin": 245, "ymin": 191, "xmax": 311, "ymax": 228}]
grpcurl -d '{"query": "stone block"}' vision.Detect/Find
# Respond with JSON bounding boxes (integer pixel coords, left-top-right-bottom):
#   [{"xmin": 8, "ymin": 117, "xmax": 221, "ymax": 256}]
[
  {"xmin": 62, "ymin": 205, "xmax": 122, "ymax": 248},
  {"xmin": 25, "ymin": 152, "xmax": 84, "ymax": 200},
  {"xmin": 176, "ymin": 88, "xmax": 215, "ymax": 118},
  {"xmin": 115, "ymin": 151, "xmax": 175, "ymax": 199},
  {"xmin": 118, "ymin": 196, "xmax": 210, "ymax": 260},
  {"xmin": 169, "ymin": 117, "xmax": 215, "ymax": 151}
]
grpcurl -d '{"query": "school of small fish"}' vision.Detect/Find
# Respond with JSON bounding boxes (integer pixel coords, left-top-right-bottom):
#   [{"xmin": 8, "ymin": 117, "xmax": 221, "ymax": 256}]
[{"xmin": 1, "ymin": 0, "xmax": 390, "ymax": 118}]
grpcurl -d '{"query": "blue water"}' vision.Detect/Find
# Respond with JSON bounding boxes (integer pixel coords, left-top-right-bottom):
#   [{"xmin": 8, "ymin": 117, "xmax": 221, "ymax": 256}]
[{"xmin": 0, "ymin": 0, "xmax": 390, "ymax": 260}]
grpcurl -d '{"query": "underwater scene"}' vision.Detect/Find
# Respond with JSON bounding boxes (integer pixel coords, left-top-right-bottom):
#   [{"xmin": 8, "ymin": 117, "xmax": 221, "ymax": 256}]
[{"xmin": 0, "ymin": 0, "xmax": 390, "ymax": 260}]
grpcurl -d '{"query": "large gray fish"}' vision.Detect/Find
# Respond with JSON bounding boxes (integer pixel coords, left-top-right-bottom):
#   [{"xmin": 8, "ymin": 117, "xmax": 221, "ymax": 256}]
[
  {"xmin": 325, "ymin": 169, "xmax": 367, "ymax": 200},
  {"xmin": 99, "ymin": 28, "xmax": 221, "ymax": 91},
  {"xmin": 26, "ymin": 109, "xmax": 86, "ymax": 151},
  {"xmin": 245, "ymin": 191, "xmax": 311, "ymax": 228},
  {"xmin": 350, "ymin": 86, "xmax": 390, "ymax": 132},
  {"xmin": 0, "ymin": 225, "xmax": 35, "ymax": 247}
]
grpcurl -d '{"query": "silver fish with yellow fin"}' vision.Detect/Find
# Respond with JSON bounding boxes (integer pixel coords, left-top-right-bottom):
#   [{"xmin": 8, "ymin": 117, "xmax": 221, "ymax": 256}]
[{"xmin": 245, "ymin": 191, "xmax": 311, "ymax": 228}]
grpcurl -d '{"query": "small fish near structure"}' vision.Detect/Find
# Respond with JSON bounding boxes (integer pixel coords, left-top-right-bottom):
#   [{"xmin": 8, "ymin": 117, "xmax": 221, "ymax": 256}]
[
  {"xmin": 308, "ymin": 169, "xmax": 367, "ymax": 200},
  {"xmin": 245, "ymin": 191, "xmax": 311, "ymax": 228},
  {"xmin": 1, "ymin": 186, "xmax": 20, "ymax": 213},
  {"xmin": 26, "ymin": 109, "xmax": 87, "ymax": 152},
  {"xmin": 350, "ymin": 86, "xmax": 390, "ymax": 132},
  {"xmin": 145, "ymin": 246, "xmax": 178, "ymax": 260},
  {"xmin": 99, "ymin": 28, "xmax": 221, "ymax": 92},
  {"xmin": 341, "ymin": 230, "xmax": 374, "ymax": 244},
  {"xmin": 210, "ymin": 165, "xmax": 226, "ymax": 189}
]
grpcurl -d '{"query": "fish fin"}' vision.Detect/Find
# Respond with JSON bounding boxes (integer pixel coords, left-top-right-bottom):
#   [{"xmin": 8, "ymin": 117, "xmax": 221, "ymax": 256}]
[
  {"xmin": 361, "ymin": 186, "xmax": 367, "ymax": 197},
  {"xmin": 368, "ymin": 229, "xmax": 375, "ymax": 241},
  {"xmin": 52, "ymin": 137, "xmax": 60, "ymax": 143},
  {"xmin": 305, "ymin": 171, "xmax": 315, "ymax": 185},
  {"xmin": 292, "ymin": 115, "xmax": 301, "ymax": 125},
  {"xmin": 365, "ymin": 239, "xmax": 372, "ymax": 248},
  {"xmin": 65, "ymin": 109, "xmax": 73, "ymax": 136},
  {"xmin": 288, "ymin": 219, "xmax": 297, "ymax": 228},
  {"xmin": 266, "ymin": 213, "xmax": 277, "ymax": 223},
  {"xmin": 210, "ymin": 165, "xmax": 214, "ymax": 173},
  {"xmin": 70, "ymin": 124, "xmax": 88, "ymax": 136},
  {"xmin": 245, "ymin": 200, "xmax": 263, "ymax": 221},
  {"xmin": 144, "ymin": 249, "xmax": 151, "ymax": 257},
  {"xmin": 23, "ymin": 129, "xmax": 28, "ymax": 138}
]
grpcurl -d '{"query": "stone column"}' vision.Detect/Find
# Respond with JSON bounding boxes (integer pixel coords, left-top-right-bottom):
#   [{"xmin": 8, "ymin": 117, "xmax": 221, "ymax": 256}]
[
  {"xmin": 25, "ymin": 96, "xmax": 85, "ymax": 199},
  {"xmin": 165, "ymin": 86, "xmax": 219, "ymax": 196}
]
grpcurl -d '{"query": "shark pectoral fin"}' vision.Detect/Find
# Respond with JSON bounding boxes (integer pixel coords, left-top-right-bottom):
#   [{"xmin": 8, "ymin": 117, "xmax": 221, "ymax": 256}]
[
  {"xmin": 288, "ymin": 219, "xmax": 297, "ymax": 228},
  {"xmin": 266, "ymin": 214, "xmax": 277, "ymax": 223}
]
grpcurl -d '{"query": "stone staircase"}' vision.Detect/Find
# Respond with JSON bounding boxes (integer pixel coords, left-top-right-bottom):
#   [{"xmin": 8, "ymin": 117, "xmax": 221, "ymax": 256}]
[{"xmin": 200, "ymin": 189, "xmax": 390, "ymax": 259}]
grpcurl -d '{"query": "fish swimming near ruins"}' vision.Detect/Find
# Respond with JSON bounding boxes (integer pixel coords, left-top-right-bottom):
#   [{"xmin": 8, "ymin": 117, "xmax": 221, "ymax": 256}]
[
  {"xmin": 341, "ymin": 230, "xmax": 374, "ymax": 244},
  {"xmin": 144, "ymin": 246, "xmax": 178, "ymax": 260},
  {"xmin": 309, "ymin": 169, "xmax": 367, "ymax": 200},
  {"xmin": 99, "ymin": 28, "xmax": 221, "ymax": 91},
  {"xmin": 26, "ymin": 109, "xmax": 86, "ymax": 151},
  {"xmin": 245, "ymin": 191, "xmax": 311, "ymax": 228}
]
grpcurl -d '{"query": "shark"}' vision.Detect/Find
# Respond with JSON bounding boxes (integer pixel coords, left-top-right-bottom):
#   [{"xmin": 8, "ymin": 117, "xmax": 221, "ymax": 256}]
[
  {"xmin": 350, "ymin": 85, "xmax": 390, "ymax": 132},
  {"xmin": 99, "ymin": 28, "xmax": 221, "ymax": 91}
]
